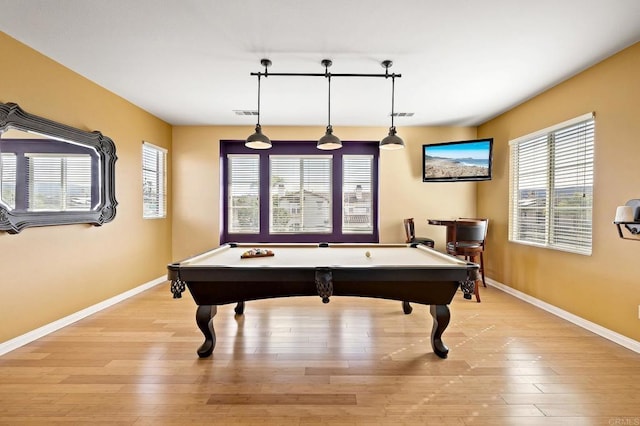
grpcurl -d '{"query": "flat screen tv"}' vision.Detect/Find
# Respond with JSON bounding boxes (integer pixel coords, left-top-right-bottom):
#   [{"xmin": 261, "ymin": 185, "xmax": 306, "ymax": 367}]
[{"xmin": 422, "ymin": 138, "xmax": 493, "ymax": 182}]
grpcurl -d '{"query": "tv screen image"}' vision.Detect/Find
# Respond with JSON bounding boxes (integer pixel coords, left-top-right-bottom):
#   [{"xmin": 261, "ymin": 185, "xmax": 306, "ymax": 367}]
[{"xmin": 422, "ymin": 138, "xmax": 493, "ymax": 182}]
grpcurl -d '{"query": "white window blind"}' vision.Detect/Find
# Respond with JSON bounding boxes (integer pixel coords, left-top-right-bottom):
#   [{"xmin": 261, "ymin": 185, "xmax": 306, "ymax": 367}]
[
  {"xmin": 270, "ymin": 155, "xmax": 332, "ymax": 234},
  {"xmin": 509, "ymin": 113, "xmax": 594, "ymax": 255},
  {"xmin": 142, "ymin": 142, "xmax": 167, "ymax": 218},
  {"xmin": 0, "ymin": 153, "xmax": 17, "ymax": 209},
  {"xmin": 342, "ymin": 155, "xmax": 373, "ymax": 234},
  {"xmin": 26, "ymin": 153, "xmax": 92, "ymax": 211},
  {"xmin": 228, "ymin": 154, "xmax": 260, "ymax": 233}
]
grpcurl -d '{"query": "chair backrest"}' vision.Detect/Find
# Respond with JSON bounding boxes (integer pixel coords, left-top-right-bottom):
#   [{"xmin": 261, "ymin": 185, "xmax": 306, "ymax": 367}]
[
  {"xmin": 454, "ymin": 218, "xmax": 488, "ymax": 245},
  {"xmin": 403, "ymin": 218, "xmax": 415, "ymax": 243}
]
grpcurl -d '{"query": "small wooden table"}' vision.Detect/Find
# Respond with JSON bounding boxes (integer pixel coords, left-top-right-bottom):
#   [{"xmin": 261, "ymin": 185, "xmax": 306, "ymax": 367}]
[{"xmin": 427, "ymin": 218, "xmax": 479, "ymax": 246}]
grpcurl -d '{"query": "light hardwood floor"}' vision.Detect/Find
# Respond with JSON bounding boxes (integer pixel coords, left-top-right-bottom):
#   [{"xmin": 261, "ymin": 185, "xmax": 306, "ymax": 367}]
[{"xmin": 1, "ymin": 283, "xmax": 639, "ymax": 425}]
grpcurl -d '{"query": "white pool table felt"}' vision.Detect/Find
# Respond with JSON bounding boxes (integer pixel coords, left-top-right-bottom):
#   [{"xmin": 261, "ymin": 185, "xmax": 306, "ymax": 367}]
[{"xmin": 181, "ymin": 244, "xmax": 469, "ymax": 269}]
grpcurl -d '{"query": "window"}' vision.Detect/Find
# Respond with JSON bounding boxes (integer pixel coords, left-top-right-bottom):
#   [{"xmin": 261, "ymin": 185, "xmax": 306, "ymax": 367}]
[
  {"xmin": 222, "ymin": 141, "xmax": 378, "ymax": 243},
  {"xmin": 509, "ymin": 113, "xmax": 594, "ymax": 255},
  {"xmin": 0, "ymin": 152, "xmax": 16, "ymax": 209},
  {"xmin": 26, "ymin": 154, "xmax": 92, "ymax": 211},
  {"xmin": 2, "ymin": 150, "xmax": 93, "ymax": 212},
  {"xmin": 228, "ymin": 154, "xmax": 259, "ymax": 233},
  {"xmin": 343, "ymin": 155, "xmax": 374, "ymax": 234},
  {"xmin": 270, "ymin": 156, "xmax": 332, "ymax": 234},
  {"xmin": 0, "ymin": 139, "xmax": 100, "ymax": 214},
  {"xmin": 142, "ymin": 142, "xmax": 167, "ymax": 219}
]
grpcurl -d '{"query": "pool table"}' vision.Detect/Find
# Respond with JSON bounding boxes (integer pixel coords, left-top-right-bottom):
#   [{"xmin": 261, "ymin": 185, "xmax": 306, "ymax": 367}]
[{"xmin": 168, "ymin": 243, "xmax": 478, "ymax": 359}]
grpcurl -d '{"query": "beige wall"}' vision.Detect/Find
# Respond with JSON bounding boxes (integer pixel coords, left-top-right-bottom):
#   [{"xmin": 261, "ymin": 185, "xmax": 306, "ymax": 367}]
[
  {"xmin": 0, "ymin": 33, "xmax": 173, "ymax": 342},
  {"xmin": 478, "ymin": 42, "xmax": 640, "ymax": 341},
  {"xmin": 171, "ymin": 126, "xmax": 478, "ymax": 260}
]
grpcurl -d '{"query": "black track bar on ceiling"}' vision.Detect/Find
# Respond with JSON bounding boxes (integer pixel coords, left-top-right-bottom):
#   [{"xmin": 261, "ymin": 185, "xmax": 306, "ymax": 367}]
[
  {"xmin": 250, "ymin": 58, "xmax": 401, "ymax": 79},
  {"xmin": 250, "ymin": 71, "xmax": 401, "ymax": 78}
]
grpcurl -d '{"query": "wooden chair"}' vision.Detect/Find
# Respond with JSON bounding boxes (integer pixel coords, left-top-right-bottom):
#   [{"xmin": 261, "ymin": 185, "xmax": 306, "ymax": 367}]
[
  {"xmin": 403, "ymin": 218, "xmax": 435, "ymax": 248},
  {"xmin": 457, "ymin": 217, "xmax": 489, "ymax": 287},
  {"xmin": 446, "ymin": 218, "xmax": 488, "ymax": 302}
]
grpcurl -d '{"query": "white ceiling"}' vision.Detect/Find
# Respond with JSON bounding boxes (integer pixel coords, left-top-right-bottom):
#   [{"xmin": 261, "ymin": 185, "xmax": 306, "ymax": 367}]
[{"xmin": 1, "ymin": 1, "xmax": 639, "ymax": 128}]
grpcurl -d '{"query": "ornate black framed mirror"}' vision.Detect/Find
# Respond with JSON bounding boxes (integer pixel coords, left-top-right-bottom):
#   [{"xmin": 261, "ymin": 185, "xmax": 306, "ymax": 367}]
[{"xmin": 0, "ymin": 102, "xmax": 117, "ymax": 233}]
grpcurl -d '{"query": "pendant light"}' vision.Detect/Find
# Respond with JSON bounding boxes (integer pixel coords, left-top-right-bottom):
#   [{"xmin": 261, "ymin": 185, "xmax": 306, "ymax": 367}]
[
  {"xmin": 317, "ymin": 59, "xmax": 342, "ymax": 150},
  {"xmin": 245, "ymin": 59, "xmax": 272, "ymax": 149},
  {"xmin": 246, "ymin": 58, "xmax": 407, "ymax": 150},
  {"xmin": 380, "ymin": 60, "xmax": 405, "ymax": 150}
]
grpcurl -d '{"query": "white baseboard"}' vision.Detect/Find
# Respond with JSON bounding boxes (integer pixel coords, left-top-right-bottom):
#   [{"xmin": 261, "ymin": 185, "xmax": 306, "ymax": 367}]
[
  {"xmin": 0, "ymin": 276, "xmax": 167, "ymax": 357},
  {"xmin": 487, "ymin": 278, "xmax": 640, "ymax": 354}
]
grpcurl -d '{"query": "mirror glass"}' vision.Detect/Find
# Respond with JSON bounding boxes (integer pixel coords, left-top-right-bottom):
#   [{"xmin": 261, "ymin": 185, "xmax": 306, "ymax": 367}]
[{"xmin": 0, "ymin": 102, "xmax": 117, "ymax": 233}]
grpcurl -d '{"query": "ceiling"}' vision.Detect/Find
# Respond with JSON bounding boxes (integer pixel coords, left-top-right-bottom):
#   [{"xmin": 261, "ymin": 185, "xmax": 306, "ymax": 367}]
[{"xmin": 1, "ymin": 1, "xmax": 639, "ymax": 128}]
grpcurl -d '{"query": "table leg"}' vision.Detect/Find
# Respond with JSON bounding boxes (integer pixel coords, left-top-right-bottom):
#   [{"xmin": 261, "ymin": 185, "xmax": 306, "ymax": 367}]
[
  {"xmin": 460, "ymin": 279, "xmax": 475, "ymax": 300},
  {"xmin": 402, "ymin": 301, "xmax": 413, "ymax": 314},
  {"xmin": 234, "ymin": 301, "xmax": 245, "ymax": 315},
  {"xmin": 315, "ymin": 268, "xmax": 333, "ymax": 303},
  {"xmin": 430, "ymin": 304, "xmax": 450, "ymax": 358},
  {"xmin": 195, "ymin": 305, "xmax": 217, "ymax": 358},
  {"xmin": 446, "ymin": 225, "xmax": 455, "ymax": 247}
]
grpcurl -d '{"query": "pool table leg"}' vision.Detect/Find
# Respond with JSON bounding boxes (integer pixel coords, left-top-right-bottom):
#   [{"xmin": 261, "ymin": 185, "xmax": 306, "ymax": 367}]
[
  {"xmin": 195, "ymin": 305, "xmax": 217, "ymax": 358},
  {"xmin": 430, "ymin": 304, "xmax": 451, "ymax": 359}
]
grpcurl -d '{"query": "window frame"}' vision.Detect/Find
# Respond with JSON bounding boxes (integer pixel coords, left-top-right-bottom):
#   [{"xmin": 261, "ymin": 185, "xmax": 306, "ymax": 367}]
[
  {"xmin": 0, "ymin": 152, "xmax": 17, "ymax": 209},
  {"xmin": 226, "ymin": 153, "xmax": 260, "ymax": 234},
  {"xmin": 508, "ymin": 112, "xmax": 595, "ymax": 255},
  {"xmin": 142, "ymin": 141, "xmax": 167, "ymax": 219},
  {"xmin": 342, "ymin": 154, "xmax": 375, "ymax": 235},
  {"xmin": 268, "ymin": 154, "xmax": 334, "ymax": 235},
  {"xmin": 0, "ymin": 139, "xmax": 100, "ymax": 213},
  {"xmin": 221, "ymin": 140, "xmax": 379, "ymax": 243}
]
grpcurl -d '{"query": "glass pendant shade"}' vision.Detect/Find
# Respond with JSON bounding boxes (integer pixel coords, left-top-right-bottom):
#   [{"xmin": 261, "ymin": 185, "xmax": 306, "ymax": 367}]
[
  {"xmin": 245, "ymin": 124, "xmax": 272, "ymax": 149},
  {"xmin": 317, "ymin": 125, "xmax": 342, "ymax": 150},
  {"xmin": 380, "ymin": 126, "xmax": 405, "ymax": 150}
]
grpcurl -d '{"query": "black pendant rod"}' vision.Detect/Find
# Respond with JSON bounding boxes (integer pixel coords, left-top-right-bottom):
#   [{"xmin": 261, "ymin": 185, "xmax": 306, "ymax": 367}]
[
  {"xmin": 256, "ymin": 75, "xmax": 262, "ymax": 126},
  {"xmin": 390, "ymin": 75, "xmax": 396, "ymax": 128}
]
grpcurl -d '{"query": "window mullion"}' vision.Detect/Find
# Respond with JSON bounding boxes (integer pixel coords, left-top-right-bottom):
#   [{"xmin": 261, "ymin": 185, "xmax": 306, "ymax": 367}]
[
  {"xmin": 61, "ymin": 158, "xmax": 67, "ymax": 210},
  {"xmin": 546, "ymin": 134, "xmax": 555, "ymax": 246},
  {"xmin": 299, "ymin": 158, "xmax": 305, "ymax": 230}
]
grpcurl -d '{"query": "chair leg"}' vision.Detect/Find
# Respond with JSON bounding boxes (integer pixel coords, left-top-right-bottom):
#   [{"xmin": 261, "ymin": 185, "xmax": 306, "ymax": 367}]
[
  {"xmin": 471, "ymin": 254, "xmax": 481, "ymax": 302},
  {"xmin": 480, "ymin": 252, "xmax": 486, "ymax": 287}
]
